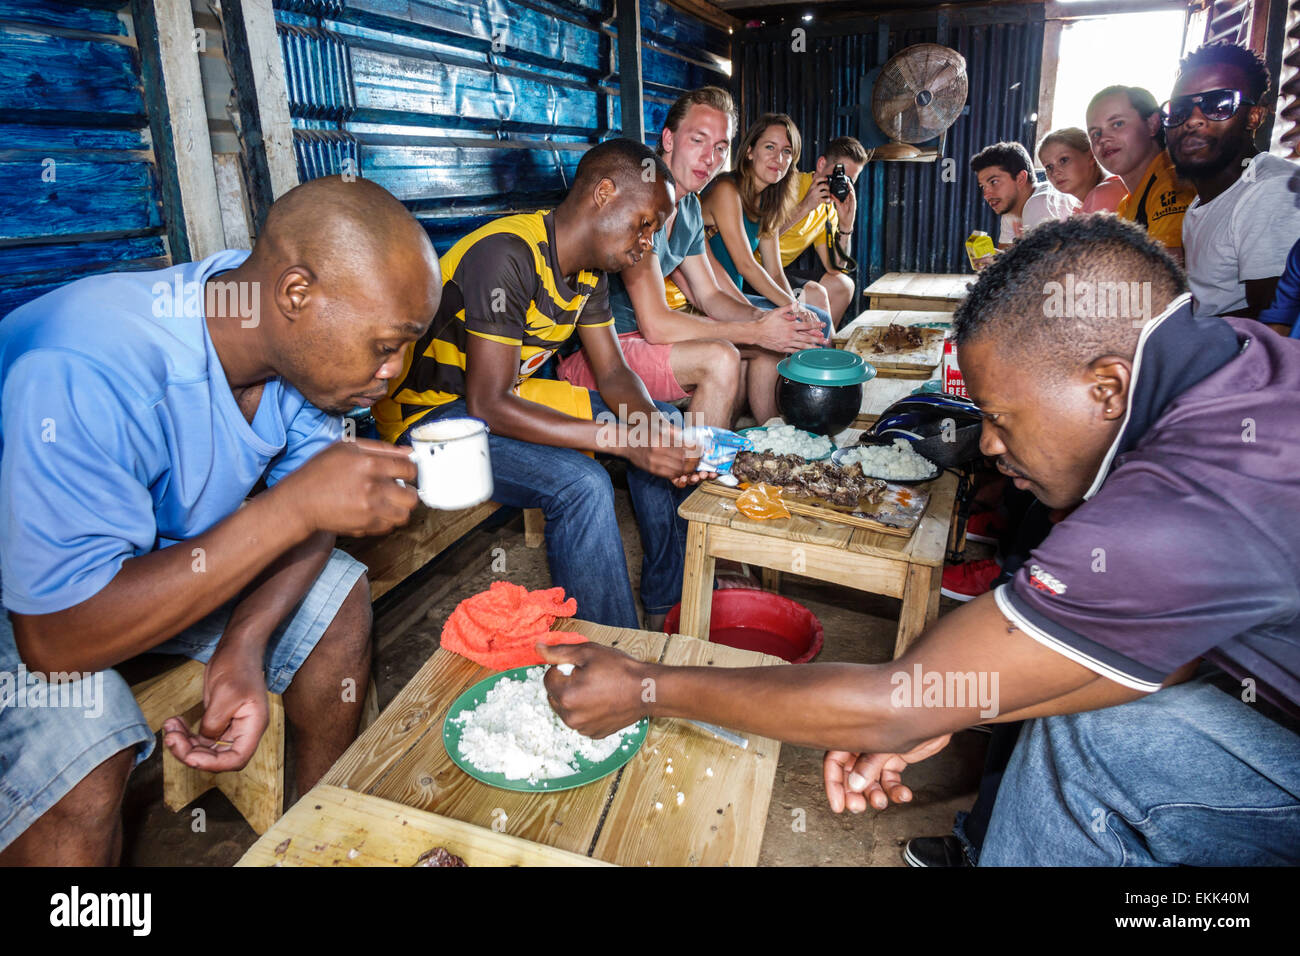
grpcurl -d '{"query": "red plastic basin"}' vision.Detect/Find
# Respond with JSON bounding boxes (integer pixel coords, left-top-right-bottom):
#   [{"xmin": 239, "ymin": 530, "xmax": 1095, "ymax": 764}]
[{"xmin": 663, "ymin": 589, "xmax": 824, "ymax": 664}]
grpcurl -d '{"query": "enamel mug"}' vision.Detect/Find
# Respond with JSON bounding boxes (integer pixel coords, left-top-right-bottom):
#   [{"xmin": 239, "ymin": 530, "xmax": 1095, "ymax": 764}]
[{"xmin": 406, "ymin": 417, "xmax": 493, "ymax": 510}]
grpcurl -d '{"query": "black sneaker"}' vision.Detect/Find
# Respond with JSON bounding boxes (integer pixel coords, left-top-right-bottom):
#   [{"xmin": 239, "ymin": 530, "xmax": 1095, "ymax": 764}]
[{"xmin": 902, "ymin": 835, "xmax": 972, "ymax": 867}]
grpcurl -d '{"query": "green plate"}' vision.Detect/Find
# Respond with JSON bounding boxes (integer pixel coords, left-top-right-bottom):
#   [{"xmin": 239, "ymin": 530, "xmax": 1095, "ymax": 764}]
[{"xmin": 443, "ymin": 666, "xmax": 648, "ymax": 793}]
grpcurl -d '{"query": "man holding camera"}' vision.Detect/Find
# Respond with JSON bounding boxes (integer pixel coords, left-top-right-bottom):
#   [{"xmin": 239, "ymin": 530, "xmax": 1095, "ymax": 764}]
[{"xmin": 757, "ymin": 136, "xmax": 868, "ymax": 326}]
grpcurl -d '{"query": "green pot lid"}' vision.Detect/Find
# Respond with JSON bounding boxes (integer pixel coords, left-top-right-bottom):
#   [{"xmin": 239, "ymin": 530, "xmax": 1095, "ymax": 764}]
[{"xmin": 778, "ymin": 348, "xmax": 876, "ymax": 386}]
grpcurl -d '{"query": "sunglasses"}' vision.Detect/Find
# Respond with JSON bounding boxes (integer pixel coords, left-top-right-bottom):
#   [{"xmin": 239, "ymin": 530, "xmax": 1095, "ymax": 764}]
[{"xmin": 1160, "ymin": 88, "xmax": 1255, "ymax": 128}]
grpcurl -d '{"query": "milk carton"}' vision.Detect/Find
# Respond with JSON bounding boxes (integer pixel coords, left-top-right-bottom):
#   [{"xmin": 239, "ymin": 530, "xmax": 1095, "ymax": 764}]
[{"xmin": 965, "ymin": 230, "xmax": 996, "ymax": 271}]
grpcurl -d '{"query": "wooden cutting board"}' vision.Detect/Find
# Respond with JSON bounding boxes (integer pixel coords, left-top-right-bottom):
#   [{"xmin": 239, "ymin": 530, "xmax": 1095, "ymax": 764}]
[
  {"xmin": 846, "ymin": 325, "xmax": 946, "ymax": 371},
  {"xmin": 701, "ymin": 480, "xmax": 930, "ymax": 536},
  {"xmin": 236, "ymin": 785, "xmax": 609, "ymax": 867}
]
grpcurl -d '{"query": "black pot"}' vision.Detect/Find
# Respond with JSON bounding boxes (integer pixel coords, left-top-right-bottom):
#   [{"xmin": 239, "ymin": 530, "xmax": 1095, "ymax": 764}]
[{"xmin": 775, "ymin": 376, "xmax": 862, "ymax": 436}]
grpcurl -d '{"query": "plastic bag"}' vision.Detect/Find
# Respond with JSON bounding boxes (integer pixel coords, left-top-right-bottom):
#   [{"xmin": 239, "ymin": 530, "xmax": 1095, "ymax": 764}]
[
  {"xmin": 683, "ymin": 425, "xmax": 752, "ymax": 484},
  {"xmin": 736, "ymin": 482, "xmax": 791, "ymax": 520}
]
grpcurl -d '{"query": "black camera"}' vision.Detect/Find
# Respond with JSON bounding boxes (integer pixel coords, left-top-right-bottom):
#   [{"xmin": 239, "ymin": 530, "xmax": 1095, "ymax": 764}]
[{"xmin": 827, "ymin": 162, "xmax": 852, "ymax": 202}]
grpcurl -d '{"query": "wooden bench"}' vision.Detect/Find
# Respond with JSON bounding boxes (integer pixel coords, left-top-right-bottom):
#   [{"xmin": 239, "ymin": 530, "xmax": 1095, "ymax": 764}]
[
  {"xmin": 863, "ymin": 273, "xmax": 973, "ymax": 312},
  {"xmin": 129, "ymin": 502, "xmax": 545, "ymax": 834},
  {"xmin": 342, "ymin": 503, "xmax": 543, "ymax": 602}
]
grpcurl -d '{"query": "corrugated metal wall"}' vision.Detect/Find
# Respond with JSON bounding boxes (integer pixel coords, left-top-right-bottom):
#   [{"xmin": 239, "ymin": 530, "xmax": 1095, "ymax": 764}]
[
  {"xmin": 735, "ymin": 4, "xmax": 1045, "ymax": 282},
  {"xmin": 0, "ymin": 0, "xmax": 169, "ymax": 316},
  {"xmin": 270, "ymin": 0, "xmax": 732, "ymax": 252}
]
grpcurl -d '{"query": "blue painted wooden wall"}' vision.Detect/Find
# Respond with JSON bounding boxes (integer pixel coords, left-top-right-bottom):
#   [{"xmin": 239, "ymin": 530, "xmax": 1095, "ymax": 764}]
[
  {"xmin": 736, "ymin": 6, "xmax": 1045, "ymax": 283},
  {"xmin": 271, "ymin": 0, "xmax": 732, "ymax": 252},
  {"xmin": 0, "ymin": 0, "xmax": 169, "ymax": 317},
  {"xmin": 0, "ymin": 0, "xmax": 729, "ymax": 314}
]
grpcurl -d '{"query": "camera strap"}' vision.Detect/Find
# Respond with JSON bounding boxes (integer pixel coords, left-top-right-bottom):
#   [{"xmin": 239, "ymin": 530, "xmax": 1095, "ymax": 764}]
[{"xmin": 826, "ymin": 214, "xmax": 858, "ymax": 276}]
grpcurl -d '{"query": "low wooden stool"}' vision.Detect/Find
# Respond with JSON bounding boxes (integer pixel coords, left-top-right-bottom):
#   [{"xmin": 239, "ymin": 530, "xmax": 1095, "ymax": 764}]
[
  {"xmin": 677, "ymin": 474, "xmax": 958, "ymax": 658},
  {"xmin": 130, "ymin": 659, "xmax": 285, "ymax": 835}
]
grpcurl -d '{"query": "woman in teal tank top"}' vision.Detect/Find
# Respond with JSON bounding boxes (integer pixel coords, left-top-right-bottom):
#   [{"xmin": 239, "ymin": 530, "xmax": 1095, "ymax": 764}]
[
  {"xmin": 699, "ymin": 114, "xmax": 833, "ymax": 327},
  {"xmin": 708, "ymin": 207, "xmax": 762, "ymax": 291}
]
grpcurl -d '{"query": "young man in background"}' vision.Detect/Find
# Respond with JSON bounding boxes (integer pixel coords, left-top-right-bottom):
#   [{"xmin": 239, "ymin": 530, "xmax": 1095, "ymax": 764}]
[
  {"xmin": 970, "ymin": 141, "xmax": 1077, "ymax": 267},
  {"xmin": 1087, "ymin": 84, "xmax": 1196, "ymax": 266},
  {"xmin": 374, "ymin": 140, "xmax": 703, "ymax": 632}
]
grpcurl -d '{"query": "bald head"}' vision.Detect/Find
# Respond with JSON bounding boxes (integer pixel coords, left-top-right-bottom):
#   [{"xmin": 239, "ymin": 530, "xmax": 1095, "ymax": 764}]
[
  {"xmin": 253, "ymin": 175, "xmax": 435, "ymax": 284},
  {"xmin": 244, "ymin": 175, "xmax": 441, "ymax": 415}
]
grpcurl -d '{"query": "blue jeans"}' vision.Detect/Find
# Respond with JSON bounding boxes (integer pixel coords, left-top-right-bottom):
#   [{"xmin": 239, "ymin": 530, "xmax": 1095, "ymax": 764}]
[
  {"xmin": 0, "ymin": 549, "xmax": 365, "ymax": 852},
  {"xmin": 979, "ymin": 669, "xmax": 1300, "ymax": 865},
  {"xmin": 402, "ymin": 394, "xmax": 690, "ymax": 629},
  {"xmin": 744, "ymin": 293, "xmax": 834, "ymax": 340}
]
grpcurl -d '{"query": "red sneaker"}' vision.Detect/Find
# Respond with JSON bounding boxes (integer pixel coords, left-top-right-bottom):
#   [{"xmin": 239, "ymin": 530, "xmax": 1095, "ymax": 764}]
[
  {"xmin": 941, "ymin": 558, "xmax": 1001, "ymax": 602},
  {"xmin": 964, "ymin": 510, "xmax": 1006, "ymax": 544}
]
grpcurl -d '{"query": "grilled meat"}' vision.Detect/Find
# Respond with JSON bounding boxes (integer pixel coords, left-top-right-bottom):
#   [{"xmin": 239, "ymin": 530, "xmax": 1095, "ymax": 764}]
[
  {"xmin": 872, "ymin": 323, "xmax": 925, "ymax": 353},
  {"xmin": 414, "ymin": 846, "xmax": 468, "ymax": 867},
  {"xmin": 731, "ymin": 451, "xmax": 887, "ymax": 509}
]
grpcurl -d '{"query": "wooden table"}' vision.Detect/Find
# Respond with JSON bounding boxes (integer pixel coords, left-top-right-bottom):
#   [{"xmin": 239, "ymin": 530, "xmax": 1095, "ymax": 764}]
[
  {"xmin": 237, "ymin": 620, "xmax": 784, "ymax": 867},
  {"xmin": 833, "ymin": 308, "xmax": 949, "ymax": 428},
  {"xmin": 863, "ymin": 273, "xmax": 973, "ymax": 312},
  {"xmin": 678, "ymin": 474, "xmax": 958, "ymax": 658},
  {"xmin": 834, "ymin": 308, "xmax": 954, "ymax": 347}
]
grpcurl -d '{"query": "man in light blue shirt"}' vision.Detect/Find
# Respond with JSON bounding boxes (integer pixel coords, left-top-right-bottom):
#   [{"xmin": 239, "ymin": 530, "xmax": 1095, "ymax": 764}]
[{"xmin": 0, "ymin": 175, "xmax": 440, "ymax": 864}]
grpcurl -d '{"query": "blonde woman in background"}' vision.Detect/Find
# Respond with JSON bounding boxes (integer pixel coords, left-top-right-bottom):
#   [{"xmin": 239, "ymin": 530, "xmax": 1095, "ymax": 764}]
[
  {"xmin": 698, "ymin": 113, "xmax": 834, "ymax": 337},
  {"xmin": 1038, "ymin": 127, "xmax": 1127, "ymax": 213}
]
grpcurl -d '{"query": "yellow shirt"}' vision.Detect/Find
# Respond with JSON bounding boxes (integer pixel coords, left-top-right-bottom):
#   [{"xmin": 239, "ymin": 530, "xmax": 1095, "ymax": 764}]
[
  {"xmin": 373, "ymin": 211, "xmax": 609, "ymax": 442},
  {"xmin": 664, "ymin": 278, "xmax": 687, "ymax": 311},
  {"xmin": 759, "ymin": 171, "xmax": 839, "ymax": 269},
  {"xmin": 1116, "ymin": 151, "xmax": 1196, "ymax": 251}
]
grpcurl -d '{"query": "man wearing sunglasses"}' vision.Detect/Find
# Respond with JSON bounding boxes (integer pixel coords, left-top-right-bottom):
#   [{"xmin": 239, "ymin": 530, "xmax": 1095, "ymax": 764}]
[{"xmin": 1167, "ymin": 42, "xmax": 1300, "ymax": 321}]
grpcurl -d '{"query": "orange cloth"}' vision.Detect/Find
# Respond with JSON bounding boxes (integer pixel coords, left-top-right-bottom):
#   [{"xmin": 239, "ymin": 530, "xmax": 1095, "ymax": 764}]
[{"xmin": 440, "ymin": 581, "xmax": 587, "ymax": 670}]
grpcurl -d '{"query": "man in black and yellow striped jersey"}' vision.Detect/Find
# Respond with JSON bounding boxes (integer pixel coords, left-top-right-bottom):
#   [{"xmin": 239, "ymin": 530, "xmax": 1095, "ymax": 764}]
[{"xmin": 374, "ymin": 139, "xmax": 707, "ymax": 630}]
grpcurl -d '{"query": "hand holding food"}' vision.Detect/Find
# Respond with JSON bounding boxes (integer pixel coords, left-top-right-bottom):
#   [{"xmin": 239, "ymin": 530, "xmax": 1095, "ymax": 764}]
[
  {"xmin": 539, "ymin": 641, "xmax": 653, "ymax": 739},
  {"xmin": 823, "ymin": 735, "xmax": 951, "ymax": 813}
]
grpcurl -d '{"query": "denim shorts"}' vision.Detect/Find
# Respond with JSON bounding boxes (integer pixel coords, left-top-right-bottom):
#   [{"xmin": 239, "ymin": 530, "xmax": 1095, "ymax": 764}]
[
  {"xmin": 0, "ymin": 548, "xmax": 366, "ymax": 852},
  {"xmin": 979, "ymin": 667, "xmax": 1300, "ymax": 866}
]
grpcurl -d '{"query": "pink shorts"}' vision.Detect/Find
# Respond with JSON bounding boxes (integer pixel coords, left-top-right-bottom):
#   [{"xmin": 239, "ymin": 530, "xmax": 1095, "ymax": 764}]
[{"xmin": 558, "ymin": 331, "xmax": 690, "ymax": 402}]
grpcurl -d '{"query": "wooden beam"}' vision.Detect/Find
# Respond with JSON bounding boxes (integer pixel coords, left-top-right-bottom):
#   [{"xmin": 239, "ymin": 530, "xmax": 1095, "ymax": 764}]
[
  {"xmin": 218, "ymin": 0, "xmax": 299, "ymax": 233},
  {"xmin": 1044, "ymin": 0, "xmax": 1194, "ymax": 18},
  {"xmin": 663, "ymin": 0, "xmax": 742, "ymax": 32},
  {"xmin": 617, "ymin": 0, "xmax": 646, "ymax": 143},
  {"xmin": 1036, "ymin": 18, "xmax": 1063, "ymax": 142},
  {"xmin": 132, "ymin": 0, "xmax": 226, "ymax": 261}
]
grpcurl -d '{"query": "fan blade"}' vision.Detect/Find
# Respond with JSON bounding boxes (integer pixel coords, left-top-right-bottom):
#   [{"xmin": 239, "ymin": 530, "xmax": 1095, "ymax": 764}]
[
  {"xmin": 911, "ymin": 103, "xmax": 944, "ymax": 135},
  {"xmin": 877, "ymin": 90, "xmax": 918, "ymax": 118},
  {"xmin": 926, "ymin": 62, "xmax": 965, "ymax": 93}
]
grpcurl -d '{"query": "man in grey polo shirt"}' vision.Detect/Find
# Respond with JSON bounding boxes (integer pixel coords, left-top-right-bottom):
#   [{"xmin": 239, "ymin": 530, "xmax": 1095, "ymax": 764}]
[
  {"xmin": 558, "ymin": 88, "xmax": 826, "ymax": 428},
  {"xmin": 539, "ymin": 214, "xmax": 1300, "ymax": 866}
]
